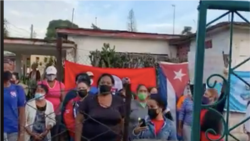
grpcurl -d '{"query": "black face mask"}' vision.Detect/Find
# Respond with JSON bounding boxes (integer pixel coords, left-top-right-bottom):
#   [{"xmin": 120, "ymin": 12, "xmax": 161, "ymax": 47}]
[
  {"xmin": 78, "ymin": 90, "xmax": 88, "ymax": 98},
  {"xmin": 3, "ymin": 71, "xmax": 12, "ymax": 82},
  {"xmin": 99, "ymin": 85, "xmax": 111, "ymax": 95},
  {"xmin": 148, "ymin": 109, "xmax": 158, "ymax": 119}
]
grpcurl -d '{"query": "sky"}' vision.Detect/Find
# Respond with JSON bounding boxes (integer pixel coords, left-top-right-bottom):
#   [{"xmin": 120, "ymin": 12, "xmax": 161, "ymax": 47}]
[{"xmin": 4, "ymin": 0, "xmax": 250, "ymax": 39}]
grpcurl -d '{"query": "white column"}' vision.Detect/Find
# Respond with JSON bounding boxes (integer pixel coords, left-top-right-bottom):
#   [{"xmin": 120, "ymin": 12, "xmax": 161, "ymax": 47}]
[{"xmin": 15, "ymin": 53, "xmax": 22, "ymax": 75}]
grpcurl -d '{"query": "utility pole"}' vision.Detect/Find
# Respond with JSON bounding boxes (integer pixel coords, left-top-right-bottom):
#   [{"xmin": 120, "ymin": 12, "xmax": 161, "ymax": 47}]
[
  {"xmin": 30, "ymin": 24, "xmax": 33, "ymax": 38},
  {"xmin": 172, "ymin": 4, "xmax": 176, "ymax": 34},
  {"xmin": 71, "ymin": 8, "xmax": 75, "ymax": 27}
]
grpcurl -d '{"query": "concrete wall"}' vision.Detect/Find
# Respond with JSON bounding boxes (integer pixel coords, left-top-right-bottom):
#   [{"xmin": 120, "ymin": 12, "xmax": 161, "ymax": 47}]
[
  {"xmin": 67, "ymin": 36, "xmax": 176, "ymax": 65},
  {"xmin": 189, "ymin": 28, "xmax": 250, "ymax": 71}
]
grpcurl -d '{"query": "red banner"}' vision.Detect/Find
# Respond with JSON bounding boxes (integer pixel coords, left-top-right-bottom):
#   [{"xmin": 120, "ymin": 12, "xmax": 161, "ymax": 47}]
[{"xmin": 64, "ymin": 61, "xmax": 157, "ymax": 92}]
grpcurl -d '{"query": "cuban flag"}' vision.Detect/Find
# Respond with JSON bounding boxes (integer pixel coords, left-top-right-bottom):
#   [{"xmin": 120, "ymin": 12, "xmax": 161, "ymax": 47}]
[{"xmin": 158, "ymin": 62, "xmax": 189, "ymax": 131}]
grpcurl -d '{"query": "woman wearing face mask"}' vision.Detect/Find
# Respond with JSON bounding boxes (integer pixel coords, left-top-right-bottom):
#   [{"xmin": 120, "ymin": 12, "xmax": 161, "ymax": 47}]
[
  {"xmin": 178, "ymin": 91, "xmax": 193, "ymax": 141},
  {"xmin": 25, "ymin": 84, "xmax": 56, "ymax": 141},
  {"xmin": 132, "ymin": 94, "xmax": 177, "ymax": 140},
  {"xmin": 129, "ymin": 84, "xmax": 149, "ymax": 135},
  {"xmin": 38, "ymin": 66, "xmax": 65, "ymax": 141},
  {"xmin": 63, "ymin": 80, "xmax": 90, "ymax": 141},
  {"xmin": 200, "ymin": 69, "xmax": 228, "ymax": 141},
  {"xmin": 75, "ymin": 73, "xmax": 125, "ymax": 141}
]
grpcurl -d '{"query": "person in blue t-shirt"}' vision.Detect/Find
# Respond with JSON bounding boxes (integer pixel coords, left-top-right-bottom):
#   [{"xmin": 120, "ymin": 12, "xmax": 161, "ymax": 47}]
[{"xmin": 4, "ymin": 71, "xmax": 26, "ymax": 141}]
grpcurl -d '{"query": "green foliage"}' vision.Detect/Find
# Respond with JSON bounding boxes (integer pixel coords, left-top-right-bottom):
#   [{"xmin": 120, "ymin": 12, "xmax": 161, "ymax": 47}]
[
  {"xmin": 45, "ymin": 19, "xmax": 79, "ymax": 40},
  {"xmin": 89, "ymin": 43, "xmax": 187, "ymax": 68},
  {"xmin": 91, "ymin": 23, "xmax": 101, "ymax": 30},
  {"xmin": 181, "ymin": 26, "xmax": 192, "ymax": 35}
]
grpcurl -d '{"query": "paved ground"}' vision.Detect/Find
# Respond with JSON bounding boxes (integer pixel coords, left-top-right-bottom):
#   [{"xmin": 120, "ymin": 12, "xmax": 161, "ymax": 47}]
[{"xmin": 227, "ymin": 112, "xmax": 248, "ymax": 140}]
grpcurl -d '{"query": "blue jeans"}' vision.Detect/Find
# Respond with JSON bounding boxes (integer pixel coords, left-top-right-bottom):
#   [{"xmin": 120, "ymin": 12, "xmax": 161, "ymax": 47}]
[{"xmin": 4, "ymin": 132, "xmax": 18, "ymax": 141}]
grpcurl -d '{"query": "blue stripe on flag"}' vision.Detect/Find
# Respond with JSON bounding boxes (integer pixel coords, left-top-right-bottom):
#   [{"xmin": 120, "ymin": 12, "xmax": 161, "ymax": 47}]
[{"xmin": 158, "ymin": 67, "xmax": 167, "ymax": 105}]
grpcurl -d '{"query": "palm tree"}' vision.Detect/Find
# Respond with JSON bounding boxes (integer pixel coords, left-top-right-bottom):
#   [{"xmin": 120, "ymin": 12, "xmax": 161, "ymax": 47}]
[
  {"xmin": 181, "ymin": 26, "xmax": 192, "ymax": 35},
  {"xmin": 4, "ymin": 19, "xmax": 8, "ymax": 37}
]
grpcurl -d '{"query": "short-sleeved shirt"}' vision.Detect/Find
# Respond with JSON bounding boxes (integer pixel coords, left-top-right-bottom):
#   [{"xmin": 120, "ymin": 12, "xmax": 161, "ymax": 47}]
[
  {"xmin": 38, "ymin": 80, "xmax": 65, "ymax": 114},
  {"xmin": 78, "ymin": 94, "xmax": 125, "ymax": 141},
  {"xmin": 4, "ymin": 84, "xmax": 26, "ymax": 133}
]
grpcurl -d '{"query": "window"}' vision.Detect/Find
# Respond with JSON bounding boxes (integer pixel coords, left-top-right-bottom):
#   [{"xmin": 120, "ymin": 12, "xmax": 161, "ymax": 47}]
[{"xmin": 205, "ymin": 40, "xmax": 212, "ymax": 49}]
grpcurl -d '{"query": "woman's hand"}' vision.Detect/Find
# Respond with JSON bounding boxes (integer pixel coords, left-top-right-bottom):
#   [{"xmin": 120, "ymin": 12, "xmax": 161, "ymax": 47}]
[
  {"xmin": 133, "ymin": 123, "xmax": 148, "ymax": 135},
  {"xmin": 39, "ymin": 130, "xmax": 49, "ymax": 138},
  {"xmin": 32, "ymin": 133, "xmax": 42, "ymax": 140}
]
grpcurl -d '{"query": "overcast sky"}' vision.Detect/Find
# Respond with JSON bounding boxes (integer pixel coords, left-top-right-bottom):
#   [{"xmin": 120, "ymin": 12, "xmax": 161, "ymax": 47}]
[{"xmin": 4, "ymin": 0, "xmax": 250, "ymax": 38}]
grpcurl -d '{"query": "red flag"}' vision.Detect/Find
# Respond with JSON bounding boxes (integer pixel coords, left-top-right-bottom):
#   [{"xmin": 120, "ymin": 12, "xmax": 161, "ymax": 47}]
[{"xmin": 64, "ymin": 61, "xmax": 156, "ymax": 92}]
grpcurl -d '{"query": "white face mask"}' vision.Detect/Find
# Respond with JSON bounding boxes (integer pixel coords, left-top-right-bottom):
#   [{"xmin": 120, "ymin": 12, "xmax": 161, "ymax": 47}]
[
  {"xmin": 46, "ymin": 75, "xmax": 56, "ymax": 81},
  {"xmin": 35, "ymin": 93, "xmax": 45, "ymax": 100}
]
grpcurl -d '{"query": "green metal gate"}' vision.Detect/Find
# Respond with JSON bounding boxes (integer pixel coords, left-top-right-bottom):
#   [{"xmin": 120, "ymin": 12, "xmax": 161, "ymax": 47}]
[{"xmin": 191, "ymin": 1, "xmax": 250, "ymax": 141}]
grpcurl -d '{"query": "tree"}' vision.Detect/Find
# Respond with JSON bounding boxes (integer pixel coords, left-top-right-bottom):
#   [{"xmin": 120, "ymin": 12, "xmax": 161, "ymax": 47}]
[
  {"xmin": 181, "ymin": 26, "xmax": 192, "ymax": 35},
  {"xmin": 4, "ymin": 19, "xmax": 8, "ymax": 37},
  {"xmin": 45, "ymin": 20, "xmax": 79, "ymax": 40},
  {"xmin": 91, "ymin": 23, "xmax": 101, "ymax": 30},
  {"xmin": 127, "ymin": 9, "xmax": 137, "ymax": 32},
  {"xmin": 89, "ymin": 43, "xmax": 186, "ymax": 68}
]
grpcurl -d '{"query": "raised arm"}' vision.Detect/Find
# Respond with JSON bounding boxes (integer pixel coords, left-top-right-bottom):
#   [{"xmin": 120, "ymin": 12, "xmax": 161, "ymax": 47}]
[{"xmin": 213, "ymin": 69, "xmax": 228, "ymax": 113}]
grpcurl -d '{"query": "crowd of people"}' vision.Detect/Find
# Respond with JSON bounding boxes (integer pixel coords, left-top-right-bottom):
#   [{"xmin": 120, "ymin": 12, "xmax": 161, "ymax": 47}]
[{"xmin": 3, "ymin": 62, "xmax": 250, "ymax": 141}]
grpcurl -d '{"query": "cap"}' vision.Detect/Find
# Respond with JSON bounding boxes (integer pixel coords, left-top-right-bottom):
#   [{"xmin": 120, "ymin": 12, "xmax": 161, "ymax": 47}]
[
  {"xmin": 46, "ymin": 66, "xmax": 57, "ymax": 75},
  {"xmin": 122, "ymin": 77, "xmax": 130, "ymax": 84},
  {"xmin": 86, "ymin": 71, "xmax": 94, "ymax": 77}
]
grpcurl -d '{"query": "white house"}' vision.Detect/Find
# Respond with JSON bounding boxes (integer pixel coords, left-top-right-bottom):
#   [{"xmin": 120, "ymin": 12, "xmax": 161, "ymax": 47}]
[
  {"xmin": 169, "ymin": 22, "xmax": 250, "ymax": 71},
  {"xmin": 56, "ymin": 28, "xmax": 182, "ymax": 65}
]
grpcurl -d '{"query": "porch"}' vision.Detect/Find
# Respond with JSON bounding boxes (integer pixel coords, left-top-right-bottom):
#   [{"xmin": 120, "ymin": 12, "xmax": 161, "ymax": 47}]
[{"xmin": 4, "ymin": 37, "xmax": 76, "ymax": 75}]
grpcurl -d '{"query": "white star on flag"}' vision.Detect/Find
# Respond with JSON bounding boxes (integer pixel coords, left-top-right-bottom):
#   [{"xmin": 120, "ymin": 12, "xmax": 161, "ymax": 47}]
[{"xmin": 174, "ymin": 69, "xmax": 186, "ymax": 81}]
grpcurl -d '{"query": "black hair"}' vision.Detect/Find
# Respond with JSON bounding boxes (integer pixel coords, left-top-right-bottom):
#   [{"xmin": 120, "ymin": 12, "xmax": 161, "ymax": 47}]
[
  {"xmin": 75, "ymin": 73, "xmax": 90, "ymax": 82},
  {"xmin": 164, "ymin": 112, "xmax": 173, "ymax": 121},
  {"xmin": 136, "ymin": 84, "xmax": 147, "ymax": 92},
  {"xmin": 12, "ymin": 72, "xmax": 19, "ymax": 80},
  {"xmin": 97, "ymin": 73, "xmax": 115, "ymax": 86},
  {"xmin": 36, "ymin": 84, "xmax": 49, "ymax": 94},
  {"xmin": 148, "ymin": 87, "xmax": 157, "ymax": 93},
  {"xmin": 150, "ymin": 94, "xmax": 167, "ymax": 112},
  {"xmin": 77, "ymin": 80, "xmax": 91, "ymax": 87},
  {"xmin": 200, "ymin": 109, "xmax": 222, "ymax": 135}
]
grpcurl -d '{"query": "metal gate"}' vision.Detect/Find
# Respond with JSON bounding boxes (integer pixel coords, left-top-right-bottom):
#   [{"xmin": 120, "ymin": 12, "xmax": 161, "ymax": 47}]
[{"xmin": 191, "ymin": 1, "xmax": 250, "ymax": 141}]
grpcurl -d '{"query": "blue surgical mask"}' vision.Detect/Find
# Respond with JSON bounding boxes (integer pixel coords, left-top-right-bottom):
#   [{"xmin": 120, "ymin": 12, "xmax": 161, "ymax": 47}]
[
  {"xmin": 202, "ymin": 96, "xmax": 210, "ymax": 104},
  {"xmin": 35, "ymin": 93, "xmax": 45, "ymax": 100}
]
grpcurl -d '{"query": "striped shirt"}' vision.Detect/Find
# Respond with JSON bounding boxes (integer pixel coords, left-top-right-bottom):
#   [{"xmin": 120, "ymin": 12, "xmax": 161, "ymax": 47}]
[{"xmin": 178, "ymin": 97, "xmax": 193, "ymax": 126}]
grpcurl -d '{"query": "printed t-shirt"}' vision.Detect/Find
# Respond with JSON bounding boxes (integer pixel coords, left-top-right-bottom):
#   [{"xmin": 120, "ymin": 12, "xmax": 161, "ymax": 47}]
[
  {"xmin": 4, "ymin": 84, "xmax": 26, "ymax": 133},
  {"xmin": 38, "ymin": 80, "xmax": 65, "ymax": 114}
]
